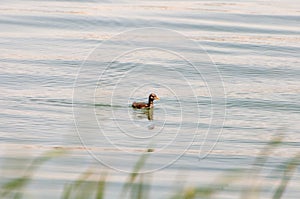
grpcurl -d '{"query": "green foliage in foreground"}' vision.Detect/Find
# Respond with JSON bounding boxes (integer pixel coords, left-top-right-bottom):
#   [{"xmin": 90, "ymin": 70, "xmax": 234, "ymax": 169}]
[
  {"xmin": 0, "ymin": 149, "xmax": 67, "ymax": 199},
  {"xmin": 1, "ymin": 137, "xmax": 299, "ymax": 199}
]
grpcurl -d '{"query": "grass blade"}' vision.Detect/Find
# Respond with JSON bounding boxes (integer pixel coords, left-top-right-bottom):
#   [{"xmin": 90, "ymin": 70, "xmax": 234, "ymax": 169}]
[
  {"xmin": 273, "ymin": 154, "xmax": 300, "ymax": 199},
  {"xmin": 121, "ymin": 152, "xmax": 150, "ymax": 197},
  {"xmin": 95, "ymin": 171, "xmax": 108, "ymax": 199},
  {"xmin": 1, "ymin": 149, "xmax": 67, "ymax": 198}
]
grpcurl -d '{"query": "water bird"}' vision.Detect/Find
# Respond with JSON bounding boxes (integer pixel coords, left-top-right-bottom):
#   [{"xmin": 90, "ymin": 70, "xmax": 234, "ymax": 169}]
[{"xmin": 132, "ymin": 93, "xmax": 160, "ymax": 109}]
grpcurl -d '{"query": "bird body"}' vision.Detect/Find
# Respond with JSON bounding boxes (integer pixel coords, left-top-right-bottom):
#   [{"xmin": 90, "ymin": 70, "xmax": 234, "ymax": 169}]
[
  {"xmin": 132, "ymin": 93, "xmax": 159, "ymax": 109},
  {"xmin": 132, "ymin": 102, "xmax": 149, "ymax": 109}
]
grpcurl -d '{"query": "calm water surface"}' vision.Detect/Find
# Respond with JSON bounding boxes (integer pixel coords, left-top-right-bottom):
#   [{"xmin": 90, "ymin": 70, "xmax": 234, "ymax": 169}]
[{"xmin": 1, "ymin": 0, "xmax": 299, "ymax": 198}]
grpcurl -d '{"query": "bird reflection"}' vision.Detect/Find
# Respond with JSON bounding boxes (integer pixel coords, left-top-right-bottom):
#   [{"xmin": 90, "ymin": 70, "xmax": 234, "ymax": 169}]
[
  {"xmin": 146, "ymin": 108, "xmax": 153, "ymax": 120},
  {"xmin": 133, "ymin": 108, "xmax": 153, "ymax": 120},
  {"xmin": 146, "ymin": 108, "xmax": 154, "ymax": 129},
  {"xmin": 132, "ymin": 108, "xmax": 155, "ymax": 130}
]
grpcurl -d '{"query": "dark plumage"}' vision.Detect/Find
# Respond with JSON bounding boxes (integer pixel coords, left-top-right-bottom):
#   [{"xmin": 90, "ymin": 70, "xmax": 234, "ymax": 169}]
[{"xmin": 132, "ymin": 93, "xmax": 160, "ymax": 109}]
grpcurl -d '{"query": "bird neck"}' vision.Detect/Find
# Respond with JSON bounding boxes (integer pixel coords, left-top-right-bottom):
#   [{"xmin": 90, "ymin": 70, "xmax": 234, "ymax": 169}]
[{"xmin": 148, "ymin": 98, "xmax": 154, "ymax": 107}]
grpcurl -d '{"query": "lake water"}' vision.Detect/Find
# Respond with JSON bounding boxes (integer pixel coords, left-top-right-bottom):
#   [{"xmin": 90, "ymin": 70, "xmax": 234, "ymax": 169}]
[{"xmin": 1, "ymin": 0, "xmax": 299, "ymax": 198}]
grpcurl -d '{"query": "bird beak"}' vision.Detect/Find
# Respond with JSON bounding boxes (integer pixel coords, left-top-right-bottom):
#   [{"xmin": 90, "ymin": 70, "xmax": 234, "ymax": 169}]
[{"xmin": 155, "ymin": 96, "xmax": 160, "ymax": 100}]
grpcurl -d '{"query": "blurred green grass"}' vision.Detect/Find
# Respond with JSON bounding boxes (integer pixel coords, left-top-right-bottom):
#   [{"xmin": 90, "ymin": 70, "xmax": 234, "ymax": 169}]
[
  {"xmin": 0, "ymin": 149, "xmax": 67, "ymax": 199},
  {"xmin": 1, "ymin": 137, "xmax": 299, "ymax": 199}
]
